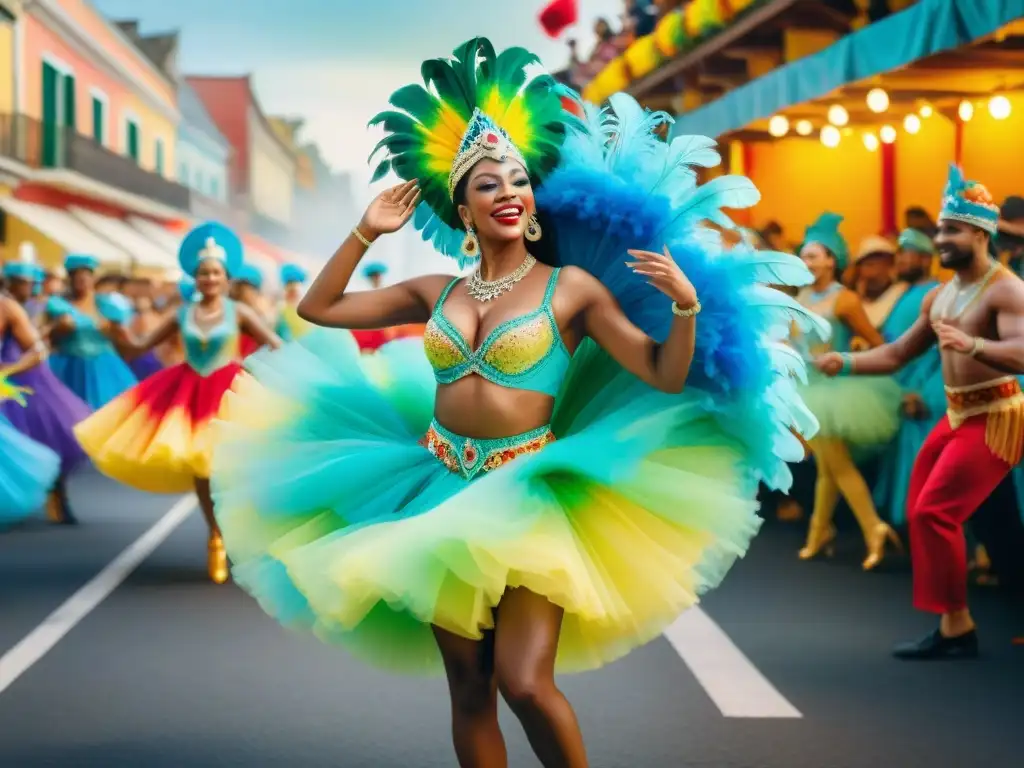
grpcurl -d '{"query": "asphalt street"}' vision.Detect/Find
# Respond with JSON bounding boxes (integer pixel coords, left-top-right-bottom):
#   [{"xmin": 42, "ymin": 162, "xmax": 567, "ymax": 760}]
[{"xmin": 1, "ymin": 467, "xmax": 1022, "ymax": 768}]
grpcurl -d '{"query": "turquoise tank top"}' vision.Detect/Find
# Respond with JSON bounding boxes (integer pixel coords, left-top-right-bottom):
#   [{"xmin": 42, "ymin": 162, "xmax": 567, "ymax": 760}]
[
  {"xmin": 796, "ymin": 283, "xmax": 851, "ymax": 354},
  {"xmin": 179, "ymin": 299, "xmax": 241, "ymax": 376},
  {"xmin": 423, "ymin": 268, "xmax": 571, "ymax": 396},
  {"xmin": 52, "ymin": 305, "xmax": 118, "ymax": 359}
]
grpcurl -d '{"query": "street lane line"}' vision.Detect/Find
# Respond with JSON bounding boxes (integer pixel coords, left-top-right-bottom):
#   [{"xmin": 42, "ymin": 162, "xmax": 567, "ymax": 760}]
[
  {"xmin": 663, "ymin": 608, "xmax": 802, "ymax": 718},
  {"xmin": 0, "ymin": 495, "xmax": 196, "ymax": 696}
]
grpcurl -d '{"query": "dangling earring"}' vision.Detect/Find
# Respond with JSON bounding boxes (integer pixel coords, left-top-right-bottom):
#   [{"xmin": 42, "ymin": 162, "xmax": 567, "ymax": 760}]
[
  {"xmin": 525, "ymin": 213, "xmax": 542, "ymax": 242},
  {"xmin": 461, "ymin": 226, "xmax": 480, "ymax": 258}
]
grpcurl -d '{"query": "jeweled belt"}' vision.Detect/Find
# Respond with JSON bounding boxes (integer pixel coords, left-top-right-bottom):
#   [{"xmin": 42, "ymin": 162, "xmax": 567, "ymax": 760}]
[
  {"xmin": 420, "ymin": 420, "xmax": 555, "ymax": 480},
  {"xmin": 945, "ymin": 376, "xmax": 1024, "ymax": 465}
]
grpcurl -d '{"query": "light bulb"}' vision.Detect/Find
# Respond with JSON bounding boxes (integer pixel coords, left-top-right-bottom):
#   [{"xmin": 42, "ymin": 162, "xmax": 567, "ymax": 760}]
[
  {"xmin": 866, "ymin": 88, "xmax": 889, "ymax": 113},
  {"xmin": 919, "ymin": 103, "xmax": 933, "ymax": 118},
  {"xmin": 903, "ymin": 114, "xmax": 921, "ymax": 134},
  {"xmin": 828, "ymin": 104, "xmax": 849, "ymax": 126},
  {"xmin": 989, "ymin": 95, "xmax": 1011, "ymax": 120},
  {"xmin": 862, "ymin": 133, "xmax": 879, "ymax": 152},
  {"xmin": 795, "ymin": 119, "xmax": 813, "ymax": 136},
  {"xmin": 958, "ymin": 100, "xmax": 974, "ymax": 121},
  {"xmin": 768, "ymin": 115, "xmax": 789, "ymax": 137},
  {"xmin": 820, "ymin": 125, "xmax": 841, "ymax": 148},
  {"xmin": 880, "ymin": 125, "xmax": 897, "ymax": 144}
]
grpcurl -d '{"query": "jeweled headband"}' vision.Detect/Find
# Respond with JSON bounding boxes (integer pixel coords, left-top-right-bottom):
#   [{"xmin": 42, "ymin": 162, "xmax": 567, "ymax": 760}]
[{"xmin": 447, "ymin": 110, "xmax": 528, "ymax": 199}]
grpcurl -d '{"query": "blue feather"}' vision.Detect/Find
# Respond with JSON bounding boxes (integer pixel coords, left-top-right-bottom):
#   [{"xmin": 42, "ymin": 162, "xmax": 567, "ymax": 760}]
[{"xmin": 732, "ymin": 250, "xmax": 814, "ymax": 287}]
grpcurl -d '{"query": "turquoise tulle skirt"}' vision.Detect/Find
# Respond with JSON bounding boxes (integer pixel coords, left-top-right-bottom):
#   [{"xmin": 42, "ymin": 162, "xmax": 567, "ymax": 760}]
[
  {"xmin": 211, "ymin": 330, "xmax": 801, "ymax": 676},
  {"xmin": 799, "ymin": 370, "xmax": 901, "ymax": 447},
  {"xmin": 0, "ymin": 414, "xmax": 61, "ymax": 525},
  {"xmin": 49, "ymin": 351, "xmax": 137, "ymax": 409}
]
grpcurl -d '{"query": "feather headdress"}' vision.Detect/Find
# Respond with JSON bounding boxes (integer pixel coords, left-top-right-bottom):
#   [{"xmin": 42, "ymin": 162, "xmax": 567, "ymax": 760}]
[{"xmin": 368, "ymin": 37, "xmax": 570, "ymax": 265}]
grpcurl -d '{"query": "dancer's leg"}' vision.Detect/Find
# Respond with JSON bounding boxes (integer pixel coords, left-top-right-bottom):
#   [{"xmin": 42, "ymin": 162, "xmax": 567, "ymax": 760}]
[
  {"xmin": 494, "ymin": 587, "xmax": 588, "ymax": 768},
  {"xmin": 433, "ymin": 625, "xmax": 506, "ymax": 768}
]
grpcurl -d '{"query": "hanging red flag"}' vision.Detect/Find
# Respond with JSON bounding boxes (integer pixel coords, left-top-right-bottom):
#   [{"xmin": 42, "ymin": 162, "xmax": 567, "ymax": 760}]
[{"xmin": 539, "ymin": 0, "xmax": 579, "ymax": 39}]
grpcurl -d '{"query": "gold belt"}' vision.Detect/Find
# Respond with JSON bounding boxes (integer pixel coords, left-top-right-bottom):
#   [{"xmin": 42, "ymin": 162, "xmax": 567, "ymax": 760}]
[{"xmin": 945, "ymin": 376, "xmax": 1024, "ymax": 464}]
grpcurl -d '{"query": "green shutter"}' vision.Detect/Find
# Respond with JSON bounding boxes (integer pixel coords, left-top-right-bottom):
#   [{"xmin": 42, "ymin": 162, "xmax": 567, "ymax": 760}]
[
  {"xmin": 155, "ymin": 139, "xmax": 164, "ymax": 174},
  {"xmin": 127, "ymin": 120, "xmax": 139, "ymax": 161},
  {"xmin": 92, "ymin": 96, "xmax": 104, "ymax": 144},
  {"xmin": 41, "ymin": 61, "xmax": 58, "ymax": 167},
  {"xmin": 62, "ymin": 73, "xmax": 76, "ymax": 130}
]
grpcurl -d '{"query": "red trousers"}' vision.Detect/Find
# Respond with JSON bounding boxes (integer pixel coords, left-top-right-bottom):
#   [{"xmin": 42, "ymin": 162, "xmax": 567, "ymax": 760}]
[{"xmin": 906, "ymin": 414, "xmax": 1013, "ymax": 614}]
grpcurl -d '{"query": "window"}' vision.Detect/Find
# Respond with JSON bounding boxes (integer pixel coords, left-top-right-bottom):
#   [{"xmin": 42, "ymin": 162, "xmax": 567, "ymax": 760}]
[
  {"xmin": 124, "ymin": 116, "xmax": 140, "ymax": 162},
  {"xmin": 155, "ymin": 138, "xmax": 164, "ymax": 174},
  {"xmin": 41, "ymin": 57, "xmax": 75, "ymax": 166},
  {"xmin": 90, "ymin": 91, "xmax": 107, "ymax": 145},
  {"xmin": 210, "ymin": 176, "xmax": 219, "ymax": 199},
  {"xmin": 179, "ymin": 161, "xmax": 188, "ymax": 183},
  {"xmin": 194, "ymin": 169, "xmax": 203, "ymax": 192}
]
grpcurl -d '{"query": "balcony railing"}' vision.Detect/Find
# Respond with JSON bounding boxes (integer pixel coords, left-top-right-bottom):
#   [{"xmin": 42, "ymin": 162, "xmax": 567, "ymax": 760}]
[{"xmin": 0, "ymin": 113, "xmax": 191, "ymax": 211}]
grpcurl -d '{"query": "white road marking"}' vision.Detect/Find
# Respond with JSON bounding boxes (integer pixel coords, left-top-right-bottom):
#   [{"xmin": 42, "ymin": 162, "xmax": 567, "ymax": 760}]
[
  {"xmin": 664, "ymin": 608, "xmax": 802, "ymax": 718},
  {"xmin": 0, "ymin": 495, "xmax": 196, "ymax": 696}
]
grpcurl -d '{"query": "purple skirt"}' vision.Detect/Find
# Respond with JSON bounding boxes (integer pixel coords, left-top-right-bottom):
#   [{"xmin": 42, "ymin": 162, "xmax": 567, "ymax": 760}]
[{"xmin": 1, "ymin": 342, "xmax": 91, "ymax": 475}]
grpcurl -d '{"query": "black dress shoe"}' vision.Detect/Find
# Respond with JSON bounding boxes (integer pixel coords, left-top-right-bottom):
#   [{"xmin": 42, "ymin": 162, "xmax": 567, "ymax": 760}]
[{"xmin": 892, "ymin": 628, "xmax": 979, "ymax": 660}]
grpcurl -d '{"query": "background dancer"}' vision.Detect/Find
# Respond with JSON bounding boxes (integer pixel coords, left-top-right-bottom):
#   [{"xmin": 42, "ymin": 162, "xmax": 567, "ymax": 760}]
[
  {"xmin": 44, "ymin": 254, "xmax": 137, "ymax": 408},
  {"xmin": 278, "ymin": 263, "xmax": 314, "ymax": 339},
  {"xmin": 211, "ymin": 38, "xmax": 818, "ymax": 768},
  {"xmin": 872, "ymin": 229, "xmax": 943, "ymax": 527},
  {"xmin": 73, "ymin": 223, "xmax": 281, "ymax": 583},
  {"xmin": 2, "ymin": 257, "xmax": 90, "ymax": 524},
  {"xmin": 793, "ymin": 213, "xmax": 902, "ymax": 570},
  {"xmin": 0, "ymin": 295, "xmax": 61, "ymax": 527},
  {"xmin": 817, "ymin": 165, "xmax": 1024, "ymax": 659}
]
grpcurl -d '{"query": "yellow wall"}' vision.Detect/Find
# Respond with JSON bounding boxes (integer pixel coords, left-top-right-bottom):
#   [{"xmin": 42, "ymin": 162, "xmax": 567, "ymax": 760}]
[
  {"xmin": 123, "ymin": 94, "xmax": 176, "ymax": 179},
  {"xmin": 0, "ymin": 18, "xmax": 13, "ymax": 113},
  {"xmin": 747, "ymin": 136, "xmax": 882, "ymax": 252},
  {"xmin": 3, "ymin": 215, "xmax": 67, "ymax": 269},
  {"xmin": 894, "ymin": 114, "xmax": 956, "ymax": 221},
  {"xmin": 961, "ymin": 93, "xmax": 1024, "ymax": 205}
]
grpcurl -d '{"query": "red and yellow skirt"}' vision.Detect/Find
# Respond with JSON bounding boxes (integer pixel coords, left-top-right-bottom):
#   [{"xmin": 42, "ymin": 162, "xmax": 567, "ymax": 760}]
[{"xmin": 74, "ymin": 361, "xmax": 243, "ymax": 493}]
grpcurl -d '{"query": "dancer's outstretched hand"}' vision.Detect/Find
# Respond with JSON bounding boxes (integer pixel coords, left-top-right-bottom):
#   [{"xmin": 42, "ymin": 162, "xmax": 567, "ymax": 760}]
[
  {"xmin": 359, "ymin": 179, "xmax": 421, "ymax": 238},
  {"xmin": 815, "ymin": 352, "xmax": 844, "ymax": 377},
  {"xmin": 626, "ymin": 246, "xmax": 698, "ymax": 309}
]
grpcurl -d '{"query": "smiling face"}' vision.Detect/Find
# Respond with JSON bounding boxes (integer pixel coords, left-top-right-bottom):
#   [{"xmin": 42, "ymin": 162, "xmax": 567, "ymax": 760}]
[
  {"xmin": 456, "ymin": 159, "xmax": 534, "ymax": 247},
  {"xmin": 935, "ymin": 218, "xmax": 987, "ymax": 269},
  {"xmin": 799, "ymin": 241, "xmax": 836, "ymax": 283},
  {"xmin": 195, "ymin": 258, "xmax": 228, "ymax": 299}
]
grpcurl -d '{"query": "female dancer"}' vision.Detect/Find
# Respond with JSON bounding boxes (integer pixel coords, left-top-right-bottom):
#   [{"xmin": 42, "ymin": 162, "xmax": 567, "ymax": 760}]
[
  {"xmin": 44, "ymin": 254, "xmax": 137, "ymax": 408},
  {"xmin": 73, "ymin": 223, "xmax": 281, "ymax": 583},
  {"xmin": 794, "ymin": 213, "xmax": 903, "ymax": 569},
  {"xmin": 2, "ymin": 258, "xmax": 90, "ymax": 524},
  {"xmin": 0, "ymin": 292, "xmax": 61, "ymax": 527},
  {"xmin": 211, "ymin": 38, "xmax": 818, "ymax": 767},
  {"xmin": 278, "ymin": 264, "xmax": 314, "ymax": 339},
  {"xmin": 235, "ymin": 263, "xmax": 290, "ymax": 356}
]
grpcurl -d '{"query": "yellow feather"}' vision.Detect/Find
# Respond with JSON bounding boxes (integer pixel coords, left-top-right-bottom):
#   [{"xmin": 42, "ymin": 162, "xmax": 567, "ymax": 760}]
[{"xmin": 479, "ymin": 86, "xmax": 533, "ymax": 156}]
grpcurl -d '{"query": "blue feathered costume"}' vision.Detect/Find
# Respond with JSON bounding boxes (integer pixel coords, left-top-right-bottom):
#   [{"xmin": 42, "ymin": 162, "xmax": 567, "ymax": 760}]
[{"xmin": 209, "ymin": 39, "xmax": 821, "ymax": 676}]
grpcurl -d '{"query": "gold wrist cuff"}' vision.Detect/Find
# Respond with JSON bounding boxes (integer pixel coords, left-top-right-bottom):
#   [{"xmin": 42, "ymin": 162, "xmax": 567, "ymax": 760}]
[
  {"xmin": 351, "ymin": 226, "xmax": 374, "ymax": 248},
  {"xmin": 671, "ymin": 300, "xmax": 701, "ymax": 318},
  {"xmin": 969, "ymin": 337, "xmax": 985, "ymax": 357}
]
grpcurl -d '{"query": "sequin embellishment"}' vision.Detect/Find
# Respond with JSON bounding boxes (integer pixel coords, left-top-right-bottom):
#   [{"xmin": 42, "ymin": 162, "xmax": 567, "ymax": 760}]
[{"xmin": 420, "ymin": 422, "xmax": 555, "ymax": 480}]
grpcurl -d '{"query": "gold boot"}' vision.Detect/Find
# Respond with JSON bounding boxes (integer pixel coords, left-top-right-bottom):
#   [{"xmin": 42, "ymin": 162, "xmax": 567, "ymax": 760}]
[
  {"xmin": 208, "ymin": 533, "xmax": 229, "ymax": 584},
  {"xmin": 862, "ymin": 523, "xmax": 902, "ymax": 571},
  {"xmin": 799, "ymin": 522, "xmax": 837, "ymax": 560}
]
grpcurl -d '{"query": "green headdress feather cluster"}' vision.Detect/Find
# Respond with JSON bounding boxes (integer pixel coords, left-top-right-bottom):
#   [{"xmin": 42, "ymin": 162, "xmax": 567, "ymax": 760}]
[{"xmin": 368, "ymin": 37, "xmax": 569, "ymax": 263}]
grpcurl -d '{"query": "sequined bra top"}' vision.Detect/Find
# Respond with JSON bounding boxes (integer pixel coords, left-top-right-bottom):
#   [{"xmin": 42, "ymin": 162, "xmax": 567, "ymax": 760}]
[
  {"xmin": 179, "ymin": 299, "xmax": 240, "ymax": 376},
  {"xmin": 423, "ymin": 268, "xmax": 571, "ymax": 396}
]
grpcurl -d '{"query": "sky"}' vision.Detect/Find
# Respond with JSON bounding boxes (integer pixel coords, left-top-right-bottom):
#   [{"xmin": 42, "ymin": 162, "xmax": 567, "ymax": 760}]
[
  {"xmin": 90, "ymin": 0, "xmax": 626, "ymax": 275},
  {"xmin": 92, "ymin": 0, "xmax": 624, "ymax": 178}
]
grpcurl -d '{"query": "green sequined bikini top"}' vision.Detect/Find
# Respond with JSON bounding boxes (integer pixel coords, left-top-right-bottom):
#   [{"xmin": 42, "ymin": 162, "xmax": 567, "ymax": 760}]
[{"xmin": 423, "ymin": 268, "xmax": 571, "ymax": 396}]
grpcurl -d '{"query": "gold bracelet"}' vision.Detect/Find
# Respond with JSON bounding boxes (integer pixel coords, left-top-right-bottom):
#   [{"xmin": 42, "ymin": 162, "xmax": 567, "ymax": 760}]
[
  {"xmin": 351, "ymin": 226, "xmax": 374, "ymax": 248},
  {"xmin": 969, "ymin": 337, "xmax": 985, "ymax": 357},
  {"xmin": 671, "ymin": 299, "xmax": 701, "ymax": 318}
]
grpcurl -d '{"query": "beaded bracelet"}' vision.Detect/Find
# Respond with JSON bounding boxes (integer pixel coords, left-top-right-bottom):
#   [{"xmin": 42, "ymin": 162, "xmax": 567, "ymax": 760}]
[{"xmin": 671, "ymin": 300, "xmax": 701, "ymax": 318}]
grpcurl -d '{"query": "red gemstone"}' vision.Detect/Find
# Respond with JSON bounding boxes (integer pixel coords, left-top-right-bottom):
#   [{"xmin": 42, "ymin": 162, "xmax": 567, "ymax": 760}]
[{"xmin": 485, "ymin": 132, "xmax": 498, "ymax": 144}]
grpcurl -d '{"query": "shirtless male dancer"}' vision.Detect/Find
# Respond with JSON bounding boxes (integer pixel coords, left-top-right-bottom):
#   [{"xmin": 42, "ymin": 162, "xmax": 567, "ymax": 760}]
[{"xmin": 817, "ymin": 165, "xmax": 1024, "ymax": 660}]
